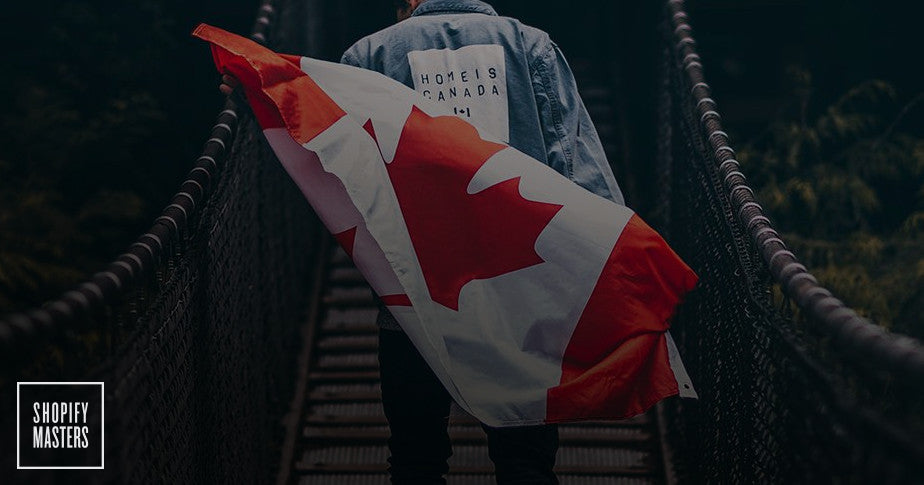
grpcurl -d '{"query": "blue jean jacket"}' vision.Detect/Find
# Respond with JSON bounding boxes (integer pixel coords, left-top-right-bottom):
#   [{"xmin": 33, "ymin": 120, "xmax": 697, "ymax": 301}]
[{"xmin": 341, "ymin": 0, "xmax": 624, "ymax": 205}]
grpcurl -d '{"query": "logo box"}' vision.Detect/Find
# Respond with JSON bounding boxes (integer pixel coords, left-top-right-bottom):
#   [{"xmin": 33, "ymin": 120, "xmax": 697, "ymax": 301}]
[{"xmin": 17, "ymin": 382, "xmax": 104, "ymax": 470}]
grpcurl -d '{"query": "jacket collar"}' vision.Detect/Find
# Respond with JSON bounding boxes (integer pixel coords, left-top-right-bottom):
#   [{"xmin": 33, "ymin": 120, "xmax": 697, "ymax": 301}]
[{"xmin": 412, "ymin": 0, "xmax": 498, "ymax": 17}]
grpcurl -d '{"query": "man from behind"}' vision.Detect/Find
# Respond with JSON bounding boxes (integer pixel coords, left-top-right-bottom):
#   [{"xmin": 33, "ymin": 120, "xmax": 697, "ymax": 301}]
[{"xmin": 339, "ymin": 1, "xmax": 624, "ymax": 483}]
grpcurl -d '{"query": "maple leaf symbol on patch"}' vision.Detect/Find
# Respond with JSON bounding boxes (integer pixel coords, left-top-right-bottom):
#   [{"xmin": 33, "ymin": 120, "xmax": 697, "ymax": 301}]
[{"xmin": 365, "ymin": 106, "xmax": 563, "ymax": 311}]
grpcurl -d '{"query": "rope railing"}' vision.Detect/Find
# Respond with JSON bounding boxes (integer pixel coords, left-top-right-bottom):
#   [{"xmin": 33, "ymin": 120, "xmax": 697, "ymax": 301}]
[
  {"xmin": 1, "ymin": 1, "xmax": 326, "ymax": 483},
  {"xmin": 0, "ymin": 2, "xmax": 277, "ymax": 362},
  {"xmin": 658, "ymin": 0, "xmax": 923, "ymax": 482},
  {"xmin": 667, "ymin": 0, "xmax": 924, "ymax": 382},
  {"xmin": 0, "ymin": 104, "xmax": 238, "ymax": 362},
  {"xmin": 2, "ymin": 0, "xmax": 922, "ymax": 482}
]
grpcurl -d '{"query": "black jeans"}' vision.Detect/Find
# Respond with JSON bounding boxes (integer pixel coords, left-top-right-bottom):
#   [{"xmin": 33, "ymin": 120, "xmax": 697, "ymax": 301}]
[{"xmin": 379, "ymin": 328, "xmax": 560, "ymax": 484}]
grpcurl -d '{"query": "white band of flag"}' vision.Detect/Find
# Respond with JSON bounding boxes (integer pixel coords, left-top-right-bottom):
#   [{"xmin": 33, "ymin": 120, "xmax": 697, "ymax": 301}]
[{"xmin": 194, "ymin": 24, "xmax": 698, "ymax": 426}]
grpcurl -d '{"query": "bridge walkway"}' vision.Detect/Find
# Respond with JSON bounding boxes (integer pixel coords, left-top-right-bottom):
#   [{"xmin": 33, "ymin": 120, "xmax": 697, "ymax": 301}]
[{"xmin": 289, "ymin": 243, "xmax": 671, "ymax": 484}]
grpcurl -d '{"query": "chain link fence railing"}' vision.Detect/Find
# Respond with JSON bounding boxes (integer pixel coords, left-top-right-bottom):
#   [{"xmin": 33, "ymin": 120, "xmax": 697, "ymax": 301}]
[
  {"xmin": 656, "ymin": 1, "xmax": 924, "ymax": 483},
  {"xmin": 0, "ymin": 1, "xmax": 325, "ymax": 483}
]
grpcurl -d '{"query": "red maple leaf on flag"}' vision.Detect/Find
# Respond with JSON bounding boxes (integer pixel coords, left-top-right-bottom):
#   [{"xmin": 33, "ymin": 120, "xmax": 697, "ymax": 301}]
[
  {"xmin": 365, "ymin": 107, "xmax": 563, "ymax": 311},
  {"xmin": 333, "ymin": 227, "xmax": 358, "ymax": 259}
]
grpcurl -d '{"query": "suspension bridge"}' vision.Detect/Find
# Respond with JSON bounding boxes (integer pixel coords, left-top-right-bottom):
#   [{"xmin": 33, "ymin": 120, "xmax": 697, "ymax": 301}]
[{"xmin": 2, "ymin": 0, "xmax": 922, "ymax": 483}]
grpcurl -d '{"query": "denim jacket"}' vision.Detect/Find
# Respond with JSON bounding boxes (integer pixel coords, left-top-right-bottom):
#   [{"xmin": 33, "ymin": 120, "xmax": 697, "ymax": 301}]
[
  {"xmin": 341, "ymin": 0, "xmax": 624, "ymax": 204},
  {"xmin": 341, "ymin": 0, "xmax": 624, "ymax": 330}
]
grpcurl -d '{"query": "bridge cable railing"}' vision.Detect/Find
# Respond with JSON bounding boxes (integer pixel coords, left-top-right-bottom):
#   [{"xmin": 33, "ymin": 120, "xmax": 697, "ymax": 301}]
[
  {"xmin": 0, "ymin": 0, "xmax": 325, "ymax": 482},
  {"xmin": 655, "ymin": 0, "xmax": 923, "ymax": 482}
]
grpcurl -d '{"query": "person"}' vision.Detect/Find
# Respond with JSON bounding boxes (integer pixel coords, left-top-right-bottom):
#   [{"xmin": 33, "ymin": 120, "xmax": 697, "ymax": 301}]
[
  {"xmin": 223, "ymin": 1, "xmax": 623, "ymax": 482},
  {"xmin": 342, "ymin": 1, "xmax": 623, "ymax": 483}
]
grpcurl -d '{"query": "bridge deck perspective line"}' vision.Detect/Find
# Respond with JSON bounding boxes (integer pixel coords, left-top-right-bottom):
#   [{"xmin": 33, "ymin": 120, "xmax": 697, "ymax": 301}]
[{"xmin": 285, "ymin": 243, "xmax": 670, "ymax": 485}]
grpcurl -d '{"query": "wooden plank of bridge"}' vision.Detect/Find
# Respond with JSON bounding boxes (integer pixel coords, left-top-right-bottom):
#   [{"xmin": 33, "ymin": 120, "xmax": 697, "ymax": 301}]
[{"xmin": 287, "ymin": 245, "xmax": 669, "ymax": 485}]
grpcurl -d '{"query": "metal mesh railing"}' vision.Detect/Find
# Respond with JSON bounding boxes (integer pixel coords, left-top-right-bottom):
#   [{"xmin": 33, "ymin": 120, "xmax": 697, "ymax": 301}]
[
  {"xmin": 656, "ymin": 1, "xmax": 924, "ymax": 483},
  {"xmin": 0, "ymin": 1, "xmax": 324, "ymax": 483},
  {"xmin": 3, "ymin": 0, "xmax": 923, "ymax": 482}
]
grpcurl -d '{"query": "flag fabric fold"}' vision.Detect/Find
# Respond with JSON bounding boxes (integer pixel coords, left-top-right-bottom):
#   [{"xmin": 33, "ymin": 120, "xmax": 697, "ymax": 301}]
[{"xmin": 193, "ymin": 24, "xmax": 698, "ymax": 426}]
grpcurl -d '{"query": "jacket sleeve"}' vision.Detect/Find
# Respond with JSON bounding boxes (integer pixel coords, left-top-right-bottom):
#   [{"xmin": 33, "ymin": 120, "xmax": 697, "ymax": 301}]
[
  {"xmin": 531, "ymin": 40, "xmax": 625, "ymax": 205},
  {"xmin": 340, "ymin": 46, "xmax": 362, "ymax": 68}
]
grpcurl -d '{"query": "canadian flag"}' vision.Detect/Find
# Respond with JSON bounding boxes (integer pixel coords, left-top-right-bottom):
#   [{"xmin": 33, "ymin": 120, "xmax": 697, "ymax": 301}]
[{"xmin": 194, "ymin": 25, "xmax": 698, "ymax": 426}]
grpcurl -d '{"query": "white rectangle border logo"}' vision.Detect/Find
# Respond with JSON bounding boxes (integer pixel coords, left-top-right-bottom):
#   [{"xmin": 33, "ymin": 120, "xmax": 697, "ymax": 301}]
[{"xmin": 16, "ymin": 381, "xmax": 105, "ymax": 470}]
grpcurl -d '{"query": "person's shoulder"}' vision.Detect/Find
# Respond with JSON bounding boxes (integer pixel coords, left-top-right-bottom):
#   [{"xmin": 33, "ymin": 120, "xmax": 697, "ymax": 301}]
[
  {"xmin": 500, "ymin": 16, "xmax": 553, "ymax": 60},
  {"xmin": 346, "ymin": 18, "xmax": 418, "ymax": 50},
  {"xmin": 342, "ymin": 30, "xmax": 375, "ymax": 64},
  {"xmin": 345, "ymin": 18, "xmax": 437, "ymax": 63},
  {"xmin": 341, "ymin": 23, "xmax": 402, "ymax": 65},
  {"xmin": 510, "ymin": 18, "xmax": 548, "ymax": 40}
]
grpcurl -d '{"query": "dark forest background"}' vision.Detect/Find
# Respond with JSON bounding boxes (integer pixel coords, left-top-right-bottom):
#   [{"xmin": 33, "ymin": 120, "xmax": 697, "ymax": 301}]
[
  {"xmin": 686, "ymin": 0, "xmax": 923, "ymax": 340},
  {"xmin": 0, "ymin": 0, "xmax": 257, "ymax": 312},
  {"xmin": 0, "ymin": 0, "xmax": 921, "ymax": 338}
]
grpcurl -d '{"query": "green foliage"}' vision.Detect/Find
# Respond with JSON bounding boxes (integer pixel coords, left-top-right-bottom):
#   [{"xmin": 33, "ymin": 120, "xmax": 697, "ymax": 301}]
[
  {"xmin": 0, "ymin": 158, "xmax": 146, "ymax": 311},
  {"xmin": 739, "ymin": 70, "xmax": 924, "ymax": 339},
  {"xmin": 0, "ymin": 0, "xmax": 258, "ymax": 316},
  {"xmin": 0, "ymin": 0, "xmax": 189, "ymax": 315}
]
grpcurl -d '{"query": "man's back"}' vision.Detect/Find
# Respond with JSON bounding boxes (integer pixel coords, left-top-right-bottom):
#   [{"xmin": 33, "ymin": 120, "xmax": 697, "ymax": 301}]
[
  {"xmin": 340, "ymin": 2, "xmax": 620, "ymax": 482},
  {"xmin": 342, "ymin": 0, "xmax": 624, "ymax": 204}
]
